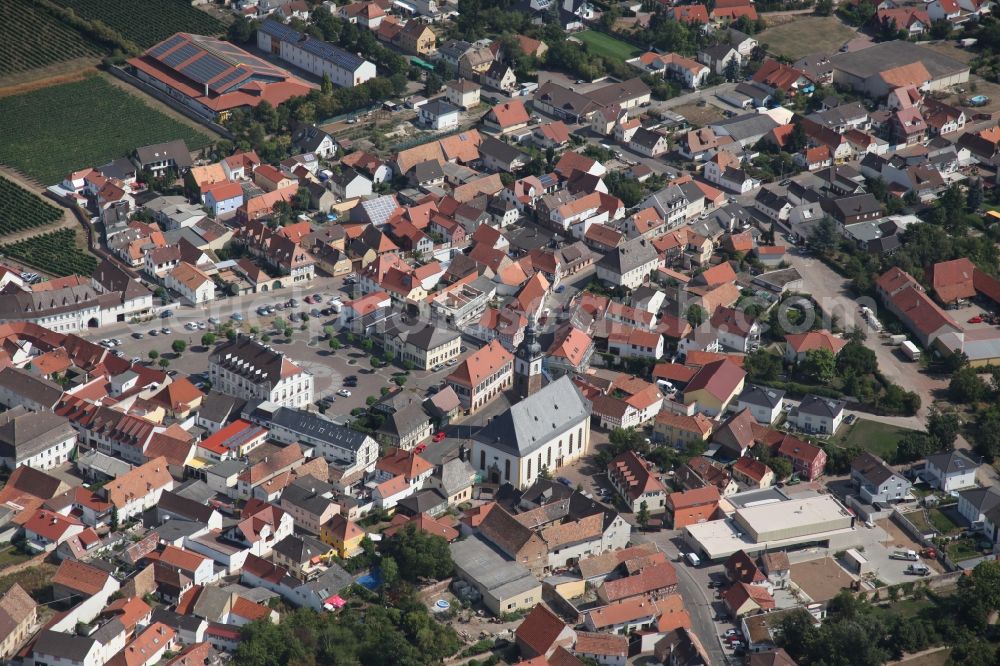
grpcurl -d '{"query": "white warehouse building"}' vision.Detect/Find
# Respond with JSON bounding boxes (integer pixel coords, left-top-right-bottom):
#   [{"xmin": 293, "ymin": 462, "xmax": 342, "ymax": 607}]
[{"xmin": 258, "ymin": 20, "xmax": 376, "ymax": 88}]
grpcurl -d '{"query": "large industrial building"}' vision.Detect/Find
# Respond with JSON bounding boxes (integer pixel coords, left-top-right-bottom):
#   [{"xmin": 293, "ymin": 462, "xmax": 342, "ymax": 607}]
[
  {"xmin": 128, "ymin": 32, "xmax": 314, "ymax": 121},
  {"xmin": 829, "ymin": 41, "xmax": 969, "ymax": 98},
  {"xmin": 257, "ymin": 20, "xmax": 377, "ymax": 89},
  {"xmin": 683, "ymin": 494, "xmax": 858, "ymax": 560}
]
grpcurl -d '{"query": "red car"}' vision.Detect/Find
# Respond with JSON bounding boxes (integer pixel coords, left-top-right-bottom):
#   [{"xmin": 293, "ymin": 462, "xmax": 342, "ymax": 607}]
[
  {"xmin": 969, "ymin": 316, "xmax": 983, "ymax": 324},
  {"xmin": 433, "ymin": 431, "xmax": 446, "ymax": 442},
  {"xmin": 414, "ymin": 443, "xmax": 427, "ymax": 454}
]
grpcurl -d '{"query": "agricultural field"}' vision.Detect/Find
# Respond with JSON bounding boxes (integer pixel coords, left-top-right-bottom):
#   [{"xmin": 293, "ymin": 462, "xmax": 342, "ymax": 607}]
[
  {"xmin": 52, "ymin": 0, "xmax": 226, "ymax": 49},
  {"xmin": 0, "ymin": 177, "xmax": 63, "ymax": 237},
  {"xmin": 0, "ymin": 0, "xmax": 102, "ymax": 79},
  {"xmin": 0, "ymin": 75, "xmax": 211, "ymax": 185},
  {"xmin": 758, "ymin": 16, "xmax": 857, "ymax": 60},
  {"xmin": 575, "ymin": 30, "xmax": 641, "ymax": 64},
  {"xmin": 0, "ymin": 229, "xmax": 98, "ymax": 277}
]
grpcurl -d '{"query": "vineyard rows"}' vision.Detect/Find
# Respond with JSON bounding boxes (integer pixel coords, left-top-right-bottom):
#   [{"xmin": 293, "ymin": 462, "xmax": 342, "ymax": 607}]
[
  {"xmin": 0, "ymin": 76, "xmax": 211, "ymax": 185},
  {"xmin": 0, "ymin": 0, "xmax": 102, "ymax": 78},
  {"xmin": 52, "ymin": 0, "xmax": 225, "ymax": 48},
  {"xmin": 0, "ymin": 178, "xmax": 63, "ymax": 236},
  {"xmin": 0, "ymin": 229, "xmax": 97, "ymax": 278}
]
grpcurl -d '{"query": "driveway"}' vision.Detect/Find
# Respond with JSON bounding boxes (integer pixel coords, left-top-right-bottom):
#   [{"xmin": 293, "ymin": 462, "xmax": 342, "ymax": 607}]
[{"xmin": 783, "ymin": 249, "xmax": 944, "ymax": 422}]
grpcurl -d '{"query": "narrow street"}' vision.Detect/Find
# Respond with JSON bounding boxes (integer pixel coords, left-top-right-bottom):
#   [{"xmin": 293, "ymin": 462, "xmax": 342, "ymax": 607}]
[{"xmin": 632, "ymin": 530, "xmax": 732, "ymax": 666}]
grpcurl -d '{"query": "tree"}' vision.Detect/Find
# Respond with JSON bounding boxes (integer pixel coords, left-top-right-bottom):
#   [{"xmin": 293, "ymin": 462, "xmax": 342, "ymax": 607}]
[
  {"xmin": 971, "ymin": 406, "xmax": 1000, "ymax": 461},
  {"xmin": 380, "ymin": 523, "xmax": 454, "ymax": 582},
  {"xmin": 836, "ymin": 343, "xmax": 877, "ymax": 377},
  {"xmin": 148, "ymin": 350, "xmax": 159, "ymax": 361},
  {"xmin": 201, "ymin": 333, "xmax": 216, "ymax": 347},
  {"xmin": 172, "ymin": 340, "xmax": 187, "ymax": 354},
  {"xmin": 816, "ymin": 0, "xmax": 833, "ymax": 15},
  {"xmin": 380, "ymin": 556, "xmax": 400, "ymax": 591},
  {"xmin": 770, "ymin": 457, "xmax": 792, "ymax": 480},
  {"xmin": 637, "ymin": 501, "xmax": 650, "ymax": 530},
  {"xmin": 808, "ymin": 216, "xmax": 838, "ymax": 255},
  {"xmin": 846, "ymin": 325, "xmax": 867, "ymax": 345},
  {"xmin": 801, "ymin": 348, "xmax": 836, "ymax": 383},
  {"xmin": 685, "ymin": 304, "xmax": 706, "ymax": 328},
  {"xmin": 745, "ymin": 349, "xmax": 782, "ymax": 382},
  {"xmin": 329, "ymin": 339, "xmax": 342, "ymax": 351},
  {"xmin": 227, "ymin": 18, "xmax": 255, "ymax": 44},
  {"xmin": 538, "ymin": 466, "xmax": 552, "ymax": 480},
  {"xmin": 158, "ymin": 358, "xmax": 170, "ymax": 369},
  {"xmin": 293, "ymin": 187, "xmax": 311, "ymax": 211},
  {"xmin": 949, "ymin": 367, "xmax": 988, "ymax": 404},
  {"xmin": 895, "ymin": 431, "xmax": 938, "ymax": 464},
  {"xmin": 724, "ymin": 56, "xmax": 741, "ymax": 82},
  {"xmin": 424, "ymin": 72, "xmax": 442, "ymax": 96},
  {"xmin": 927, "ymin": 410, "xmax": 960, "ymax": 449},
  {"xmin": 967, "ymin": 177, "xmax": 984, "ymax": 212},
  {"xmin": 253, "ymin": 100, "xmax": 279, "ymax": 133},
  {"xmin": 283, "ymin": 326, "xmax": 293, "ymax": 338},
  {"xmin": 929, "ymin": 18, "xmax": 952, "ymax": 39}
]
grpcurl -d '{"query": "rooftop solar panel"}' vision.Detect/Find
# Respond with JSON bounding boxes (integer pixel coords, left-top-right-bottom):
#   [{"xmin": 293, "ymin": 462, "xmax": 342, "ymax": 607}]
[
  {"xmin": 161, "ymin": 42, "xmax": 201, "ymax": 68},
  {"xmin": 211, "ymin": 68, "xmax": 248, "ymax": 92},
  {"xmin": 148, "ymin": 33, "xmax": 186, "ymax": 58},
  {"xmin": 261, "ymin": 19, "xmax": 300, "ymax": 42},
  {"xmin": 181, "ymin": 55, "xmax": 231, "ymax": 84}
]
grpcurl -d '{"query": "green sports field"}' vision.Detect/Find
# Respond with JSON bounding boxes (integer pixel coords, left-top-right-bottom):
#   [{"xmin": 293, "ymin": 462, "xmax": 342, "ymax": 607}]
[{"xmin": 576, "ymin": 30, "xmax": 641, "ymax": 64}]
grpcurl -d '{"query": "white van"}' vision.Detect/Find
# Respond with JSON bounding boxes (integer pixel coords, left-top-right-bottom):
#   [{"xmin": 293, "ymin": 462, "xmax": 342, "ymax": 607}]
[{"xmin": 686, "ymin": 552, "xmax": 701, "ymax": 566}]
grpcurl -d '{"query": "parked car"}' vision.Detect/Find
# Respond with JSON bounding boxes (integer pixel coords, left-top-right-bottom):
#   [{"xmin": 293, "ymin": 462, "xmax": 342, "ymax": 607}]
[
  {"xmin": 149, "ymin": 329, "xmax": 158, "ymax": 336},
  {"xmin": 557, "ymin": 476, "xmax": 573, "ymax": 487},
  {"xmin": 337, "ymin": 389, "xmax": 352, "ymax": 397},
  {"xmin": 414, "ymin": 443, "xmax": 427, "ymax": 454},
  {"xmin": 133, "ymin": 332, "xmax": 144, "ymax": 339},
  {"xmin": 231, "ymin": 312, "xmax": 244, "ymax": 321},
  {"xmin": 161, "ymin": 327, "xmax": 171, "ymax": 335},
  {"xmin": 161, "ymin": 310, "xmax": 173, "ymax": 318},
  {"xmin": 433, "ymin": 431, "xmax": 446, "ymax": 442},
  {"xmin": 208, "ymin": 317, "xmax": 220, "ymax": 326}
]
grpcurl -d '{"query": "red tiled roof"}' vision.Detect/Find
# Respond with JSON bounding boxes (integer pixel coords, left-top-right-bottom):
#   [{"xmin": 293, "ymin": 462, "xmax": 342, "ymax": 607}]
[{"xmin": 516, "ymin": 603, "xmax": 570, "ymax": 656}]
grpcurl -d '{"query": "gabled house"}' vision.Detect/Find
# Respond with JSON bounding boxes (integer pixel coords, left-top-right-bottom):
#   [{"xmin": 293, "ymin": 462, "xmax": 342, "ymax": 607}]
[{"xmin": 851, "ymin": 452, "xmax": 911, "ymax": 504}]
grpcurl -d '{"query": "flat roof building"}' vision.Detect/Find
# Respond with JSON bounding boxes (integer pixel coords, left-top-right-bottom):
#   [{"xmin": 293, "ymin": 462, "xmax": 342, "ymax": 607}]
[{"xmin": 684, "ymin": 494, "xmax": 857, "ymax": 560}]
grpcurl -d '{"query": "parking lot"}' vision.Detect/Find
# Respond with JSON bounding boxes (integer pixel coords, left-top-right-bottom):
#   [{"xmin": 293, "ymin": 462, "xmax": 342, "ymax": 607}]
[{"xmin": 82, "ymin": 276, "xmax": 484, "ymax": 419}]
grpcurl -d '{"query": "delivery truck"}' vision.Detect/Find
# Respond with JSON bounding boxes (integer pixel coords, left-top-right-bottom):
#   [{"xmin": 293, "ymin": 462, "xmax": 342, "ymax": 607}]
[{"xmin": 901, "ymin": 340, "xmax": 920, "ymax": 361}]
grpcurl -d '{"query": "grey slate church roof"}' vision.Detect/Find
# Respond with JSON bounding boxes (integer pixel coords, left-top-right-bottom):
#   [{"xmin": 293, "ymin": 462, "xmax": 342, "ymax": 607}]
[{"xmin": 474, "ymin": 375, "xmax": 590, "ymax": 457}]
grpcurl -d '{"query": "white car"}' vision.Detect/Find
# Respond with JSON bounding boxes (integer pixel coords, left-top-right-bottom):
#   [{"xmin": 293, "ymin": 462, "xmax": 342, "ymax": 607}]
[{"xmin": 337, "ymin": 389, "xmax": 352, "ymax": 397}]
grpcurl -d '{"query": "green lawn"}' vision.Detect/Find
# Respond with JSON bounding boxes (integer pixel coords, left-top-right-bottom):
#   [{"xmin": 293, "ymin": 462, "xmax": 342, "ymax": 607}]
[
  {"xmin": 903, "ymin": 510, "xmax": 936, "ymax": 536},
  {"xmin": 0, "ymin": 74, "xmax": 211, "ymax": 184},
  {"xmin": 928, "ymin": 506, "xmax": 962, "ymax": 535},
  {"xmin": 884, "ymin": 597, "xmax": 935, "ymax": 620},
  {"xmin": 575, "ymin": 30, "xmax": 641, "ymax": 64},
  {"xmin": 946, "ymin": 537, "xmax": 980, "ymax": 562},
  {"xmin": 0, "ymin": 546, "xmax": 31, "ymax": 568},
  {"xmin": 833, "ymin": 418, "xmax": 917, "ymax": 459}
]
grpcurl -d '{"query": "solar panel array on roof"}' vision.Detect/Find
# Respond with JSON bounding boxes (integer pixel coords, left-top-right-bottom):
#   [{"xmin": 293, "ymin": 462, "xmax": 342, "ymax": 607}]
[
  {"xmin": 184, "ymin": 55, "xmax": 231, "ymax": 85},
  {"xmin": 149, "ymin": 33, "xmax": 187, "ymax": 58},
  {"xmin": 261, "ymin": 19, "xmax": 301, "ymax": 42},
  {"xmin": 260, "ymin": 19, "xmax": 366, "ymax": 73},
  {"xmin": 161, "ymin": 42, "xmax": 202, "ymax": 68},
  {"xmin": 212, "ymin": 68, "xmax": 248, "ymax": 92}
]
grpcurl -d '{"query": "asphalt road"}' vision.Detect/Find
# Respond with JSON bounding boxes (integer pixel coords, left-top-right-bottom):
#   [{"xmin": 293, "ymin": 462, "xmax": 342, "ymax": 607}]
[{"xmin": 632, "ymin": 529, "xmax": 734, "ymax": 666}]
